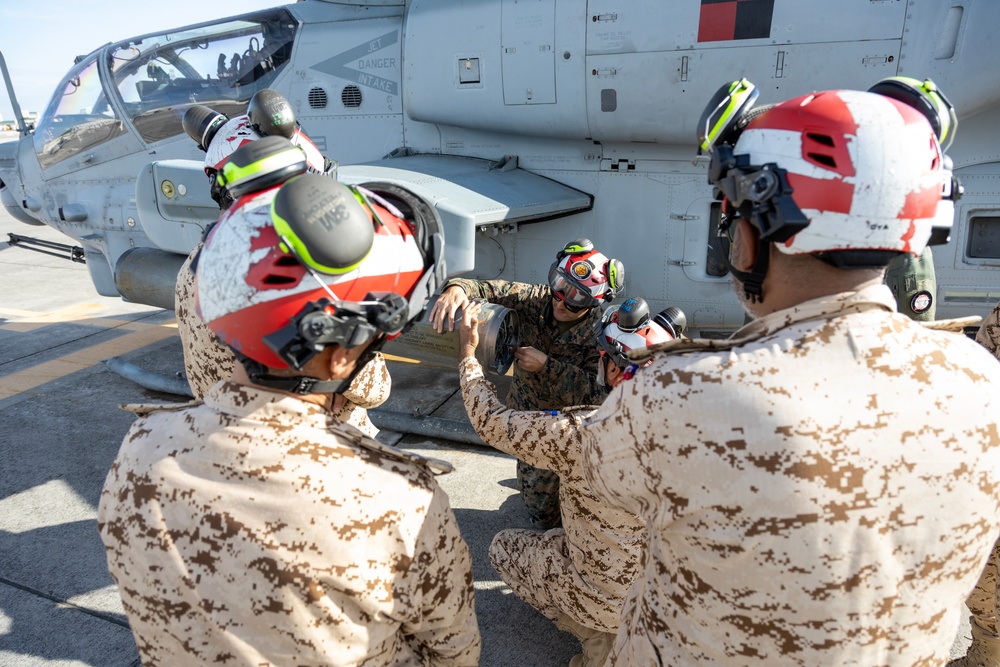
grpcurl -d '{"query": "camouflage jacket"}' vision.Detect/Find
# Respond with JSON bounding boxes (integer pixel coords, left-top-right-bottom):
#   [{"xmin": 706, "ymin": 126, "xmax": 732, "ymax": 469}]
[
  {"xmin": 977, "ymin": 299, "xmax": 1000, "ymax": 359},
  {"xmin": 176, "ymin": 246, "xmax": 390, "ymax": 437},
  {"xmin": 98, "ymin": 382, "xmax": 480, "ymax": 667},
  {"xmin": 580, "ymin": 284, "xmax": 1000, "ymax": 666},
  {"xmin": 458, "ymin": 356, "xmax": 643, "ymax": 632},
  {"xmin": 444, "ymin": 278, "xmax": 606, "ymax": 409}
]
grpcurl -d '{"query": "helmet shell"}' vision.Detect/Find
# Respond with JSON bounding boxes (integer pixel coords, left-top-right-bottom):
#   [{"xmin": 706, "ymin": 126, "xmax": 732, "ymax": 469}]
[
  {"xmin": 549, "ymin": 244, "xmax": 623, "ymax": 309},
  {"xmin": 196, "ymin": 176, "xmax": 427, "ymax": 369},
  {"xmin": 204, "ymin": 113, "xmax": 327, "ymax": 174},
  {"xmin": 597, "ymin": 297, "xmax": 674, "ymax": 368},
  {"xmin": 733, "ymin": 90, "xmax": 949, "ymax": 257}
]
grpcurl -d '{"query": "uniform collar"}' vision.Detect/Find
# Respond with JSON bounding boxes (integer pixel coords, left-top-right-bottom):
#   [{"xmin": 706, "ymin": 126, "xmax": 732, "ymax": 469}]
[
  {"xmin": 733, "ymin": 283, "xmax": 896, "ymax": 340},
  {"xmin": 203, "ymin": 381, "xmax": 333, "ymax": 421}
]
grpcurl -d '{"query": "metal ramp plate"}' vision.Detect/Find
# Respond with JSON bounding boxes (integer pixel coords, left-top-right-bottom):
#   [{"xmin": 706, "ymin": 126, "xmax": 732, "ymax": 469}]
[{"xmin": 337, "ymin": 153, "xmax": 592, "ymax": 275}]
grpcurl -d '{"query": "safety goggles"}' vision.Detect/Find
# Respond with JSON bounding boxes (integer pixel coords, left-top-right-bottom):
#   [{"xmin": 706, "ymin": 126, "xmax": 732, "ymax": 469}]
[{"xmin": 548, "ymin": 266, "xmax": 599, "ymax": 311}]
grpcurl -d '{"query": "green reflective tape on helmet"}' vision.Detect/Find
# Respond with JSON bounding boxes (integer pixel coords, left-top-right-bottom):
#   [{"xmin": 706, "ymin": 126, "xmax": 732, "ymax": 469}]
[
  {"xmin": 701, "ymin": 78, "xmax": 757, "ymax": 153},
  {"xmin": 270, "ymin": 175, "xmax": 375, "ymax": 275},
  {"xmin": 868, "ymin": 76, "xmax": 957, "ymax": 151},
  {"xmin": 217, "ymin": 146, "xmax": 305, "ymax": 189}
]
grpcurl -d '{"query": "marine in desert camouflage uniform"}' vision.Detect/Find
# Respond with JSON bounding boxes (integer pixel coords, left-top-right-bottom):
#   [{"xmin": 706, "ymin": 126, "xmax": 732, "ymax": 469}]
[
  {"xmin": 579, "ymin": 84, "xmax": 1000, "ymax": 665},
  {"xmin": 955, "ymin": 300, "xmax": 1000, "ymax": 667},
  {"xmin": 173, "ymin": 91, "xmax": 389, "ymax": 437},
  {"xmin": 454, "ymin": 298, "xmax": 676, "ymax": 666},
  {"xmin": 430, "ymin": 239, "xmax": 624, "ymax": 529},
  {"xmin": 99, "ymin": 172, "xmax": 476, "ymax": 665},
  {"xmin": 174, "ymin": 249, "xmax": 390, "ymax": 437}
]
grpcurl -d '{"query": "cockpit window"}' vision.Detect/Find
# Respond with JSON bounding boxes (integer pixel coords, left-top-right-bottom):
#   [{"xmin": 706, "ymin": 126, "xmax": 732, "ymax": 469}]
[
  {"xmin": 33, "ymin": 57, "xmax": 127, "ymax": 169},
  {"xmin": 109, "ymin": 10, "xmax": 298, "ymax": 143}
]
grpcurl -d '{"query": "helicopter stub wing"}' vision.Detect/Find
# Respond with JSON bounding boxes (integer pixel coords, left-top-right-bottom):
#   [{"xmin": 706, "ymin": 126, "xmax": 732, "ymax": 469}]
[{"xmin": 337, "ymin": 154, "xmax": 593, "ymax": 276}]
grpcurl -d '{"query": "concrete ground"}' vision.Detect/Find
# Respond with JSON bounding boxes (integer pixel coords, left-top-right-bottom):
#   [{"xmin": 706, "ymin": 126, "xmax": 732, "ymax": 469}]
[{"xmin": 0, "ymin": 207, "xmax": 973, "ymax": 666}]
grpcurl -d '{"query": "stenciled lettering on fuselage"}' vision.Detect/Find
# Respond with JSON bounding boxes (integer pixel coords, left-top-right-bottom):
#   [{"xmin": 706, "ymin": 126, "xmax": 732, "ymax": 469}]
[{"xmin": 310, "ymin": 30, "xmax": 400, "ymax": 96}]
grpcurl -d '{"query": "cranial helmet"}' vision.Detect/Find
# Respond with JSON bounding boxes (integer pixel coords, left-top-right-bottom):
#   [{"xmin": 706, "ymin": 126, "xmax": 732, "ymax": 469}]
[
  {"xmin": 596, "ymin": 297, "xmax": 677, "ymax": 370},
  {"xmin": 698, "ymin": 78, "xmax": 961, "ymax": 300},
  {"xmin": 215, "ymin": 136, "xmax": 309, "ymax": 201},
  {"xmin": 196, "ymin": 174, "xmax": 445, "ymax": 394},
  {"xmin": 548, "ymin": 238, "xmax": 625, "ymax": 312},
  {"xmin": 247, "ymin": 89, "xmax": 297, "ymax": 140}
]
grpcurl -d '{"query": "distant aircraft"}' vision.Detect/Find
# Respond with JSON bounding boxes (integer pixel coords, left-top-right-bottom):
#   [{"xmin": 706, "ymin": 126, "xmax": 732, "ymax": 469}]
[{"xmin": 1, "ymin": 0, "xmax": 998, "ymax": 333}]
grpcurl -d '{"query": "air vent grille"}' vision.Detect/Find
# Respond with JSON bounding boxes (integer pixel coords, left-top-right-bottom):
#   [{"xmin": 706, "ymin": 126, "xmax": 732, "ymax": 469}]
[
  {"xmin": 342, "ymin": 85, "xmax": 362, "ymax": 108},
  {"xmin": 308, "ymin": 87, "xmax": 328, "ymax": 109}
]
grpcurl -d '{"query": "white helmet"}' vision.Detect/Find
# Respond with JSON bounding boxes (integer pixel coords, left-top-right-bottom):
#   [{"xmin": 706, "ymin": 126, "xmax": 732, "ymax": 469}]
[
  {"xmin": 730, "ymin": 89, "xmax": 953, "ymax": 258},
  {"xmin": 699, "ymin": 80, "xmax": 961, "ymax": 299}
]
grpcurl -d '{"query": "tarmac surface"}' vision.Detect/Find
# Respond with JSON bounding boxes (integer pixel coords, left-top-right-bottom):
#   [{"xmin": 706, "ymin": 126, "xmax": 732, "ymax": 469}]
[{"xmin": 0, "ymin": 205, "xmax": 974, "ymax": 665}]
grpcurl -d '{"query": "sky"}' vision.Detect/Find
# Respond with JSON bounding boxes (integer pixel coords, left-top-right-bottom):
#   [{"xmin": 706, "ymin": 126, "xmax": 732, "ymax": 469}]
[{"xmin": 0, "ymin": 0, "xmax": 282, "ymax": 122}]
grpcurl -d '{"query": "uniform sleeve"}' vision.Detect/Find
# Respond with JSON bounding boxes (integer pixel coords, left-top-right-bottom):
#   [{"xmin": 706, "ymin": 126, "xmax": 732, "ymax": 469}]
[
  {"xmin": 400, "ymin": 486, "xmax": 481, "ymax": 666},
  {"xmin": 578, "ymin": 374, "xmax": 653, "ymax": 518},
  {"xmin": 444, "ymin": 278, "xmax": 548, "ymax": 314},
  {"xmin": 976, "ymin": 301, "xmax": 1000, "ymax": 360},
  {"xmin": 458, "ymin": 357, "xmax": 593, "ymax": 476},
  {"xmin": 175, "ymin": 245, "xmax": 235, "ymax": 400},
  {"xmin": 341, "ymin": 352, "xmax": 391, "ymax": 409},
  {"xmin": 539, "ymin": 343, "xmax": 606, "ymax": 408}
]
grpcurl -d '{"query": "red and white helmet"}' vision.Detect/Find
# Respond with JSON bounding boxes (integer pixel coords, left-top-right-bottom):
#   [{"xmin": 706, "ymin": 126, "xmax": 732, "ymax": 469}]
[
  {"xmin": 202, "ymin": 113, "xmax": 326, "ymax": 175},
  {"xmin": 596, "ymin": 297, "xmax": 676, "ymax": 370},
  {"xmin": 196, "ymin": 174, "xmax": 444, "ymax": 383},
  {"xmin": 719, "ymin": 89, "xmax": 955, "ymax": 259},
  {"xmin": 548, "ymin": 238, "xmax": 625, "ymax": 311}
]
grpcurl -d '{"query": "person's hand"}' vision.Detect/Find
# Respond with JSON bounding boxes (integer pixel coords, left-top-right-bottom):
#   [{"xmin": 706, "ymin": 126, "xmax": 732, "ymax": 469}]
[
  {"xmin": 429, "ymin": 286, "xmax": 470, "ymax": 333},
  {"xmin": 458, "ymin": 301, "xmax": 482, "ymax": 359},
  {"xmin": 514, "ymin": 346, "xmax": 547, "ymax": 373}
]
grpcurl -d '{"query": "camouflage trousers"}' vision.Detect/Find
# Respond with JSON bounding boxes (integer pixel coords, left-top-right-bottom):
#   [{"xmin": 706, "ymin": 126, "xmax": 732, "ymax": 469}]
[
  {"xmin": 516, "ymin": 459, "xmax": 562, "ymax": 529},
  {"xmin": 488, "ymin": 528, "xmax": 622, "ymax": 634},
  {"xmin": 968, "ymin": 538, "xmax": 1000, "ymax": 634}
]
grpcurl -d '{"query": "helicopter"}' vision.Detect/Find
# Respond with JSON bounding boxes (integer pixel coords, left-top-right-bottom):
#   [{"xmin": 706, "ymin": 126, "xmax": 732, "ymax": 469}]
[{"xmin": 1, "ymin": 0, "xmax": 999, "ymax": 334}]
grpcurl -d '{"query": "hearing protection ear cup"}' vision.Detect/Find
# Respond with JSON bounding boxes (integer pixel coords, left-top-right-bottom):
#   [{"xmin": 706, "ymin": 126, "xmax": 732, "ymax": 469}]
[
  {"xmin": 697, "ymin": 79, "xmax": 760, "ymax": 153},
  {"xmin": 867, "ymin": 77, "xmax": 957, "ymax": 151},
  {"xmin": 607, "ymin": 258, "xmax": 625, "ymax": 298},
  {"xmin": 557, "ymin": 237, "xmax": 594, "ymax": 261},
  {"xmin": 270, "ymin": 174, "xmax": 375, "ymax": 275}
]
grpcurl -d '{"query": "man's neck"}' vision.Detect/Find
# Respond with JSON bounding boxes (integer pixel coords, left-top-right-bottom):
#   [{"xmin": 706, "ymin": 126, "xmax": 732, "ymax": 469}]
[{"xmin": 231, "ymin": 363, "xmax": 335, "ymax": 409}]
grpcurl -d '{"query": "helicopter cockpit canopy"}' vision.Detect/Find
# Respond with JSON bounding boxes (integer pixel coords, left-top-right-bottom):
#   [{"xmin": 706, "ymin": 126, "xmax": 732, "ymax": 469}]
[{"xmin": 33, "ymin": 9, "xmax": 298, "ymax": 169}]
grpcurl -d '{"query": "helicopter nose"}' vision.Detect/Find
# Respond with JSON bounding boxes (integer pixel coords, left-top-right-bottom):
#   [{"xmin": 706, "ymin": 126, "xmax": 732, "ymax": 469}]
[{"xmin": 0, "ymin": 140, "xmax": 43, "ymax": 226}]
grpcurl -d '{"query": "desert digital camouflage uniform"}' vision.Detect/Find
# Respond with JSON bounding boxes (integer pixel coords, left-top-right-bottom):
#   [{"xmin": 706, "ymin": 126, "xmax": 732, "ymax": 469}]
[
  {"xmin": 445, "ymin": 278, "xmax": 607, "ymax": 528},
  {"xmin": 976, "ymin": 300, "xmax": 1000, "ymax": 359},
  {"xmin": 579, "ymin": 284, "xmax": 1000, "ymax": 666},
  {"xmin": 174, "ymin": 247, "xmax": 390, "ymax": 437},
  {"xmin": 98, "ymin": 381, "xmax": 480, "ymax": 667},
  {"xmin": 458, "ymin": 355, "xmax": 643, "ymax": 635},
  {"xmin": 964, "ymin": 301, "xmax": 1000, "ymax": 652}
]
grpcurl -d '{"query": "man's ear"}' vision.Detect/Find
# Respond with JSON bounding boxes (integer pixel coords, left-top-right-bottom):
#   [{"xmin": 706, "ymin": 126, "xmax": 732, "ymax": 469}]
[
  {"xmin": 326, "ymin": 345, "xmax": 356, "ymax": 380},
  {"xmin": 730, "ymin": 217, "xmax": 760, "ymax": 272}
]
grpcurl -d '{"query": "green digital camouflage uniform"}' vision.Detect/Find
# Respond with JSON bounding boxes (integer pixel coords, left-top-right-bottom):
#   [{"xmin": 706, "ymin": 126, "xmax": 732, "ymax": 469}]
[{"xmin": 445, "ymin": 278, "xmax": 607, "ymax": 529}]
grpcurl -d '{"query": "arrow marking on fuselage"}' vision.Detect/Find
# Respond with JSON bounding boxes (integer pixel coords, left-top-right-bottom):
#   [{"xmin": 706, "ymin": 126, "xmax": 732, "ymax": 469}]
[{"xmin": 311, "ymin": 31, "xmax": 400, "ymax": 96}]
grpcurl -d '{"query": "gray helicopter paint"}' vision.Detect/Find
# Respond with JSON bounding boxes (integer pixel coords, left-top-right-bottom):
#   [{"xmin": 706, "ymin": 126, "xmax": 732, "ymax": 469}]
[
  {"xmin": 310, "ymin": 31, "xmax": 400, "ymax": 96},
  {"xmin": 0, "ymin": 0, "xmax": 998, "ymax": 331}
]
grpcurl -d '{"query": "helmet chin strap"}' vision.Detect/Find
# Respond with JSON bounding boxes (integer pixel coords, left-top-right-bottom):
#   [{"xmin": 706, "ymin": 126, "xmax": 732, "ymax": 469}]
[
  {"xmin": 725, "ymin": 233, "xmax": 771, "ymax": 303},
  {"xmin": 234, "ymin": 336, "xmax": 386, "ymax": 398}
]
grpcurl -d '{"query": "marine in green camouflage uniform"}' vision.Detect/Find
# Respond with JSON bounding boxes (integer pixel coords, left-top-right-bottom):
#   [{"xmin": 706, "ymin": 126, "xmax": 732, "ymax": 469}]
[{"xmin": 439, "ymin": 277, "xmax": 608, "ymax": 529}]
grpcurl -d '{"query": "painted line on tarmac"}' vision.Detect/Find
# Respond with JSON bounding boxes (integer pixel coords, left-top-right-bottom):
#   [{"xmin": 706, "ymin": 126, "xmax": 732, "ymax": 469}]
[
  {"xmin": 0, "ymin": 301, "xmax": 163, "ymax": 333},
  {"xmin": 0, "ymin": 323, "xmax": 178, "ymax": 399}
]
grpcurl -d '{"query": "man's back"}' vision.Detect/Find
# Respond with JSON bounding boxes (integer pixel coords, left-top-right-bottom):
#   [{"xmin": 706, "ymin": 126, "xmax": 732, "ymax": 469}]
[
  {"xmin": 582, "ymin": 285, "xmax": 1000, "ymax": 665},
  {"xmin": 98, "ymin": 382, "xmax": 479, "ymax": 667}
]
